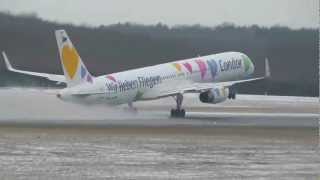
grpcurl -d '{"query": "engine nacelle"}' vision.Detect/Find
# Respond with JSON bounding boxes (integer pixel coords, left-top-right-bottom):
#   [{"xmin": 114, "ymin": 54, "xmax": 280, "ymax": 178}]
[{"xmin": 199, "ymin": 87, "xmax": 230, "ymax": 104}]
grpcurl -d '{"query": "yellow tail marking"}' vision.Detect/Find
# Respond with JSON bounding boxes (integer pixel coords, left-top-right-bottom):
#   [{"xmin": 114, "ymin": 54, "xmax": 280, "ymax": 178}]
[{"xmin": 62, "ymin": 45, "xmax": 80, "ymax": 79}]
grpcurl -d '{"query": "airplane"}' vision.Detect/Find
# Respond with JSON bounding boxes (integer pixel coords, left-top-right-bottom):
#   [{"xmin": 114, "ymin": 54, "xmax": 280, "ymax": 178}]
[{"xmin": 1, "ymin": 29, "xmax": 270, "ymax": 118}]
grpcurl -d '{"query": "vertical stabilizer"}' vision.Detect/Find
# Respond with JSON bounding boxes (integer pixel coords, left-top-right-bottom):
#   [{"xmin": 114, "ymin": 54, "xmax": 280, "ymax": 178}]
[{"xmin": 55, "ymin": 30, "xmax": 93, "ymax": 87}]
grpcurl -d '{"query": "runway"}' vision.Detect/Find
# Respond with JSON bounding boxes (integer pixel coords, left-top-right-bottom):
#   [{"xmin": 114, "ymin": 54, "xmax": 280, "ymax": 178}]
[
  {"xmin": 0, "ymin": 112, "xmax": 317, "ymax": 128},
  {"xmin": 0, "ymin": 88, "xmax": 318, "ymax": 179},
  {"xmin": 0, "ymin": 88, "xmax": 318, "ymax": 128}
]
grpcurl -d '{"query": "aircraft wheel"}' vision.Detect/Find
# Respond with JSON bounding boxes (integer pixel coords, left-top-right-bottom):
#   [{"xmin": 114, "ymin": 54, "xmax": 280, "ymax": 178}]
[
  {"xmin": 181, "ymin": 109, "xmax": 186, "ymax": 117},
  {"xmin": 170, "ymin": 109, "xmax": 186, "ymax": 118},
  {"xmin": 171, "ymin": 109, "xmax": 176, "ymax": 117},
  {"xmin": 228, "ymin": 92, "xmax": 236, "ymax": 99}
]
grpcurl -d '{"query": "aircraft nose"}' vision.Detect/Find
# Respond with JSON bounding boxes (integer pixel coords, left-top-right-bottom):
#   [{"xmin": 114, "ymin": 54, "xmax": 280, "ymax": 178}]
[{"xmin": 243, "ymin": 55, "xmax": 254, "ymax": 75}]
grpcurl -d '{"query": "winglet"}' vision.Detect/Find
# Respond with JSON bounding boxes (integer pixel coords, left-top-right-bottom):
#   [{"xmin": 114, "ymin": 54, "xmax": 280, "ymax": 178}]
[
  {"xmin": 265, "ymin": 58, "xmax": 271, "ymax": 78},
  {"xmin": 1, "ymin": 51, "xmax": 14, "ymax": 71}
]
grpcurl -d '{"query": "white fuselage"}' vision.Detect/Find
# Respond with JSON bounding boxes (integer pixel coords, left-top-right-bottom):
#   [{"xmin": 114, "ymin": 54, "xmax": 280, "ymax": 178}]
[{"xmin": 58, "ymin": 51, "xmax": 254, "ymax": 105}]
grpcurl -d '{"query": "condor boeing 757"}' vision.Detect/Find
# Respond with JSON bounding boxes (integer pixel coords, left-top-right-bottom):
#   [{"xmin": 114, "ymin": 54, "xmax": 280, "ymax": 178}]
[{"xmin": 2, "ymin": 30, "xmax": 270, "ymax": 117}]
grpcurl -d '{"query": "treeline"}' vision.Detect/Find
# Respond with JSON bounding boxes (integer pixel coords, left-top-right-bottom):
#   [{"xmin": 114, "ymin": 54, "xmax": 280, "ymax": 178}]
[{"xmin": 0, "ymin": 12, "xmax": 318, "ymax": 96}]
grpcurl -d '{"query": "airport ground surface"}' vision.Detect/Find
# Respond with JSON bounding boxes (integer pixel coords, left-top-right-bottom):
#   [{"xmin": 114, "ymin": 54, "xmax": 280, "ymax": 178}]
[{"xmin": 0, "ymin": 88, "xmax": 319, "ymax": 179}]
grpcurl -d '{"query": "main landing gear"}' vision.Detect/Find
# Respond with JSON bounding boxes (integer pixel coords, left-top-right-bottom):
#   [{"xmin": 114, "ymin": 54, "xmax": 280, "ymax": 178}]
[{"xmin": 170, "ymin": 93, "xmax": 186, "ymax": 118}]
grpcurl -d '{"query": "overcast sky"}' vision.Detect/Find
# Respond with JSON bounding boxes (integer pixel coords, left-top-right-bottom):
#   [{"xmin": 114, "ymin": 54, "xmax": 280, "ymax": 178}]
[{"xmin": 0, "ymin": 0, "xmax": 318, "ymax": 28}]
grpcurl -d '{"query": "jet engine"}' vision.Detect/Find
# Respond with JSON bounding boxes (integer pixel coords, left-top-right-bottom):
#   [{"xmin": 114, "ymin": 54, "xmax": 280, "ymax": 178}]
[{"xmin": 199, "ymin": 87, "xmax": 235, "ymax": 104}]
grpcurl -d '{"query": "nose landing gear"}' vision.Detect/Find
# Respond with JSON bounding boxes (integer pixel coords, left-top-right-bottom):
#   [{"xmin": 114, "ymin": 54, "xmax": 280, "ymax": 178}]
[
  {"xmin": 125, "ymin": 102, "xmax": 138, "ymax": 114},
  {"xmin": 170, "ymin": 93, "xmax": 186, "ymax": 118}
]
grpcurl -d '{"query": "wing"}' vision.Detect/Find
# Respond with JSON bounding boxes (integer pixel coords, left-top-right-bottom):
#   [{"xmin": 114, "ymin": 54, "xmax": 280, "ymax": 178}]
[
  {"xmin": 219, "ymin": 76, "xmax": 266, "ymax": 86},
  {"xmin": 192, "ymin": 76, "xmax": 266, "ymax": 91},
  {"xmin": 155, "ymin": 77, "xmax": 265, "ymax": 98},
  {"xmin": 2, "ymin": 51, "xmax": 66, "ymax": 83}
]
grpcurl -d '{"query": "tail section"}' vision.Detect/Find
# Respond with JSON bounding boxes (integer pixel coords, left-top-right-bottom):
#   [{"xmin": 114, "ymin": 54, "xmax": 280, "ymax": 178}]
[{"xmin": 55, "ymin": 30, "xmax": 93, "ymax": 87}]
